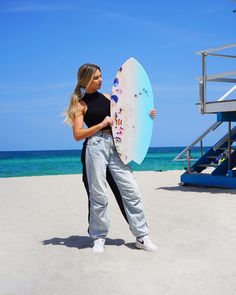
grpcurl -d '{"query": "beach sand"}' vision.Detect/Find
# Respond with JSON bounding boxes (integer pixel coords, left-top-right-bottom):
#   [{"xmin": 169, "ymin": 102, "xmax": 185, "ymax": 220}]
[{"xmin": 1, "ymin": 170, "xmax": 236, "ymax": 295}]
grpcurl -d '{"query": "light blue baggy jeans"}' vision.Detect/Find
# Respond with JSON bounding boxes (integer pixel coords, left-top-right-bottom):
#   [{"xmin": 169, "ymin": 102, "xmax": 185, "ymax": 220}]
[{"xmin": 85, "ymin": 131, "xmax": 149, "ymax": 240}]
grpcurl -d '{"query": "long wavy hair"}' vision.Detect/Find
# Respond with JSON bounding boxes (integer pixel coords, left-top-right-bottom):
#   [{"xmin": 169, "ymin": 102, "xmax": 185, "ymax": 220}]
[{"xmin": 64, "ymin": 63, "xmax": 101, "ymax": 125}]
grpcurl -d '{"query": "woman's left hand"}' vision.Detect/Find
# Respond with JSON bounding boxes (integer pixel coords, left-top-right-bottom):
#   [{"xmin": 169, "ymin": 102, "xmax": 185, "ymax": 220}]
[{"xmin": 150, "ymin": 108, "xmax": 157, "ymax": 119}]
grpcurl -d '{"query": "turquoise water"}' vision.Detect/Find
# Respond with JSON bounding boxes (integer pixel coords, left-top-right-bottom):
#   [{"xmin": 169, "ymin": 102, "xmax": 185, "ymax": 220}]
[{"xmin": 0, "ymin": 147, "xmax": 208, "ymax": 178}]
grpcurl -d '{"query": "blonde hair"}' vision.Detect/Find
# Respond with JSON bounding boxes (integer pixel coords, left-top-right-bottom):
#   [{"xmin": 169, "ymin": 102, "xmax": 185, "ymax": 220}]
[{"xmin": 64, "ymin": 63, "xmax": 101, "ymax": 125}]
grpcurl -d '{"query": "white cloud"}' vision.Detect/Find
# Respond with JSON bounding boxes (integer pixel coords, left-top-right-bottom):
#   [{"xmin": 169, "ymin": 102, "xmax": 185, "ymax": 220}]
[
  {"xmin": 1, "ymin": 1, "xmax": 75, "ymax": 13},
  {"xmin": 102, "ymin": 10, "xmax": 156, "ymax": 26},
  {"xmin": 152, "ymin": 83, "xmax": 197, "ymax": 93},
  {"xmin": 0, "ymin": 82, "xmax": 74, "ymax": 94},
  {"xmin": 200, "ymin": 4, "xmax": 227, "ymax": 15}
]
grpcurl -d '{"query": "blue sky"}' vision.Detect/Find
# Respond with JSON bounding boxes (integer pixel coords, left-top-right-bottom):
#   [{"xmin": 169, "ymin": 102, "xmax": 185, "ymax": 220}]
[{"xmin": 0, "ymin": 0, "xmax": 235, "ymax": 151}]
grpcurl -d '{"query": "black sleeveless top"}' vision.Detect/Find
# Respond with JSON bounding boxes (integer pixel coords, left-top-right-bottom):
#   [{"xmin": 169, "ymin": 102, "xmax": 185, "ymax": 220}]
[{"xmin": 82, "ymin": 91, "xmax": 110, "ymax": 130}]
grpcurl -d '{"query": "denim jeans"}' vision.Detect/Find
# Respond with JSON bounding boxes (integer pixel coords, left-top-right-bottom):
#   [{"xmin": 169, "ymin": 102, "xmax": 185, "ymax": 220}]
[{"xmin": 85, "ymin": 131, "xmax": 149, "ymax": 240}]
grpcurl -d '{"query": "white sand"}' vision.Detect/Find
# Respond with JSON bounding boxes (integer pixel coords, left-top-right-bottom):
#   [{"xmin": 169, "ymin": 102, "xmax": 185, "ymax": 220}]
[{"xmin": 1, "ymin": 170, "xmax": 236, "ymax": 295}]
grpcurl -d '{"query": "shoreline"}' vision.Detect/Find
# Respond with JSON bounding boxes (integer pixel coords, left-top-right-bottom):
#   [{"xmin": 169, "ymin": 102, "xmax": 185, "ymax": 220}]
[
  {"xmin": 0, "ymin": 147, "xmax": 206, "ymax": 178},
  {"xmin": 0, "ymin": 169, "xmax": 186, "ymax": 179},
  {"xmin": 0, "ymin": 146, "xmax": 208, "ymax": 153}
]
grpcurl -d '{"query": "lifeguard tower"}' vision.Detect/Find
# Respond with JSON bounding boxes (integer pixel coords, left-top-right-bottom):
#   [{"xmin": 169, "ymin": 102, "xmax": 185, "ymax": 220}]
[{"xmin": 174, "ymin": 43, "xmax": 236, "ymax": 188}]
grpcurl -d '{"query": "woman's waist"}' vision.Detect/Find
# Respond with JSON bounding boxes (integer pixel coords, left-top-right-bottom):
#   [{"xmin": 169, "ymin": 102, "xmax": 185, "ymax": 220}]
[
  {"xmin": 88, "ymin": 128, "xmax": 112, "ymax": 139},
  {"xmin": 101, "ymin": 127, "xmax": 112, "ymax": 134},
  {"xmin": 86, "ymin": 129, "xmax": 114, "ymax": 147}
]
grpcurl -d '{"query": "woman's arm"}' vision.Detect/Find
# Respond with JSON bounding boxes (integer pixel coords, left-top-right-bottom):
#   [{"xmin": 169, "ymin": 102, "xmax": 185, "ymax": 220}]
[{"xmin": 72, "ymin": 102, "xmax": 113, "ymax": 141}]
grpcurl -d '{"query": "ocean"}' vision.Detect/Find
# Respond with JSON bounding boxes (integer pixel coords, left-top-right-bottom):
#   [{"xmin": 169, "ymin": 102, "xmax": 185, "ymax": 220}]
[{"xmin": 0, "ymin": 147, "xmax": 207, "ymax": 178}]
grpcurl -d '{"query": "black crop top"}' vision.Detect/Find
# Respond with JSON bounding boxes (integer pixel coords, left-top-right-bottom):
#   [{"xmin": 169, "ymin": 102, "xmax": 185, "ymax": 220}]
[{"xmin": 82, "ymin": 91, "xmax": 110, "ymax": 129}]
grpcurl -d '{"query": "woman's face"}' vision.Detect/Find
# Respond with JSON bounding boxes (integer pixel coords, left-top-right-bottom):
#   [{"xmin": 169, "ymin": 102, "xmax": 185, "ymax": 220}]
[{"xmin": 86, "ymin": 69, "xmax": 102, "ymax": 93}]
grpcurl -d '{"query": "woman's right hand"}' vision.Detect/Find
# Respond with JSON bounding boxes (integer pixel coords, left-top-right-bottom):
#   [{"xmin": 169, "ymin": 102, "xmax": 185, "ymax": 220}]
[{"xmin": 100, "ymin": 116, "xmax": 114, "ymax": 128}]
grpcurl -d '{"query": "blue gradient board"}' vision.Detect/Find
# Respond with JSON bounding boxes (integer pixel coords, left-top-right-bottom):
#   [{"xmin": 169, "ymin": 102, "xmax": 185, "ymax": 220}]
[{"xmin": 111, "ymin": 57, "xmax": 154, "ymax": 165}]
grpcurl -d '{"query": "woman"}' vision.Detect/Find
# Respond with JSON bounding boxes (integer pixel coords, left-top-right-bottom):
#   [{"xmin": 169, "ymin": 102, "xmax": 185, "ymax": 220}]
[{"xmin": 65, "ymin": 63, "xmax": 157, "ymax": 253}]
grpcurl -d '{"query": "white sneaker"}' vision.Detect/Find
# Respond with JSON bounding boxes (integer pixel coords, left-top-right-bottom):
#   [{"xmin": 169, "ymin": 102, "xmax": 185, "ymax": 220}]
[
  {"xmin": 135, "ymin": 235, "xmax": 157, "ymax": 252},
  {"xmin": 93, "ymin": 238, "xmax": 105, "ymax": 253}
]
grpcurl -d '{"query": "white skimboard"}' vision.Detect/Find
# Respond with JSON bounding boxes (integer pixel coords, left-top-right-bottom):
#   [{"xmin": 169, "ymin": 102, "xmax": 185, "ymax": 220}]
[{"xmin": 111, "ymin": 57, "xmax": 154, "ymax": 165}]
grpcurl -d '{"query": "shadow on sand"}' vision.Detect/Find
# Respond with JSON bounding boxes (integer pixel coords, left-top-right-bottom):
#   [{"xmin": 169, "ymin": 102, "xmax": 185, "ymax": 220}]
[
  {"xmin": 42, "ymin": 235, "xmax": 125, "ymax": 250},
  {"xmin": 156, "ymin": 185, "xmax": 236, "ymax": 195}
]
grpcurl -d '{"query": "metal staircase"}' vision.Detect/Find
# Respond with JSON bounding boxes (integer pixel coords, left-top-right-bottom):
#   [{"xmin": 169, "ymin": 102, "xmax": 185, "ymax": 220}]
[
  {"xmin": 191, "ymin": 126, "xmax": 236, "ymax": 174},
  {"xmin": 174, "ymin": 44, "xmax": 236, "ymax": 188}
]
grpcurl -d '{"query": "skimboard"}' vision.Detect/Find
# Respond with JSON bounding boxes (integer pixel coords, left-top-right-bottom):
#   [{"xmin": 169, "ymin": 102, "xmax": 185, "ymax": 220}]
[{"xmin": 111, "ymin": 57, "xmax": 154, "ymax": 165}]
